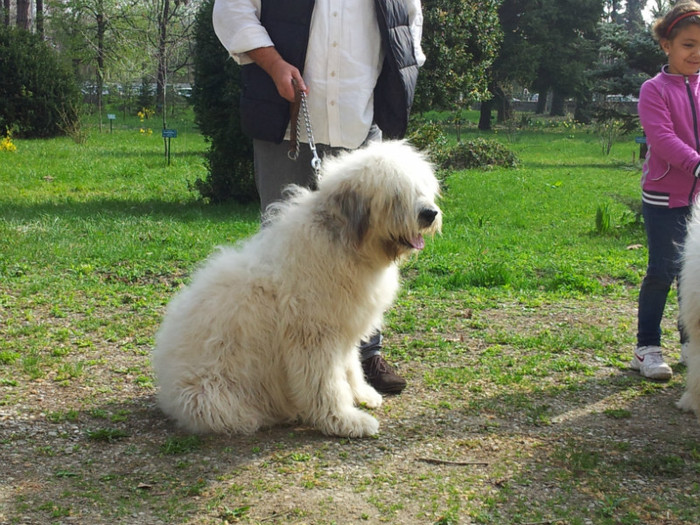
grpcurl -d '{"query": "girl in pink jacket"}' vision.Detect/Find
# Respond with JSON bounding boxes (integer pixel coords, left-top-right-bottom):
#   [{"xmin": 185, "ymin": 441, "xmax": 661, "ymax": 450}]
[{"xmin": 634, "ymin": 2, "xmax": 700, "ymax": 379}]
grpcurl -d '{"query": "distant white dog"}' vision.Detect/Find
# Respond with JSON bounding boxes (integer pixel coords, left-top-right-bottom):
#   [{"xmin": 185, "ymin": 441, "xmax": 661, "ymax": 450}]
[
  {"xmin": 152, "ymin": 141, "xmax": 441, "ymax": 437},
  {"xmin": 678, "ymin": 201, "xmax": 700, "ymax": 421}
]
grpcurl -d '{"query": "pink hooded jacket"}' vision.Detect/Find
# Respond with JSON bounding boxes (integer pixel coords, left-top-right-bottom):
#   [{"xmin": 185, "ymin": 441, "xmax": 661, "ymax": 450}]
[{"xmin": 638, "ymin": 65, "xmax": 700, "ymax": 208}]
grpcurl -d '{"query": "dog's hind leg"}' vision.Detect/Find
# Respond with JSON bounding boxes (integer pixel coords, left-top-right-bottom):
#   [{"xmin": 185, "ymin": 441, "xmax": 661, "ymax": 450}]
[
  {"xmin": 160, "ymin": 374, "xmax": 268, "ymax": 434},
  {"xmin": 677, "ymin": 342, "xmax": 700, "ymax": 420}
]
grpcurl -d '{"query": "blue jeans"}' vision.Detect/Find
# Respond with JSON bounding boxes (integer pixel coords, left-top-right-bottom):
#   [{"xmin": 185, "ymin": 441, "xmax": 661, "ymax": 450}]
[{"xmin": 637, "ymin": 202, "xmax": 691, "ymax": 347}]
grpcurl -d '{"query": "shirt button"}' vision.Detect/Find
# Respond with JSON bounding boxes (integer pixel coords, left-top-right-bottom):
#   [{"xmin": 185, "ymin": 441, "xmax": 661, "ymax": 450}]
[
  {"xmin": 332, "ymin": 41, "xmax": 338, "ymax": 47},
  {"xmin": 330, "ymin": 100, "xmax": 336, "ymax": 106},
  {"xmin": 330, "ymin": 71, "xmax": 336, "ymax": 77}
]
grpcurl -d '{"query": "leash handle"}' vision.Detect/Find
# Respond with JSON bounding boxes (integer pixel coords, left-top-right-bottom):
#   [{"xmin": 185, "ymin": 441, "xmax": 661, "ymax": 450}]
[
  {"xmin": 288, "ymin": 88, "xmax": 302, "ymax": 161},
  {"xmin": 287, "ymin": 83, "xmax": 321, "ymax": 176}
]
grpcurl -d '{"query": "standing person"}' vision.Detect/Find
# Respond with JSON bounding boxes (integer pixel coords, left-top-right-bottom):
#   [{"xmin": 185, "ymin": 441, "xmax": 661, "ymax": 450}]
[
  {"xmin": 212, "ymin": 0, "xmax": 425, "ymax": 394},
  {"xmin": 633, "ymin": 1, "xmax": 700, "ymax": 379}
]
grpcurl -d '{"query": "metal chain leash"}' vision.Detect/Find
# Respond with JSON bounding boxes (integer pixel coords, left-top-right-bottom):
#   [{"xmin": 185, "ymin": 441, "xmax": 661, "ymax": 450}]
[{"xmin": 288, "ymin": 89, "xmax": 321, "ymax": 177}]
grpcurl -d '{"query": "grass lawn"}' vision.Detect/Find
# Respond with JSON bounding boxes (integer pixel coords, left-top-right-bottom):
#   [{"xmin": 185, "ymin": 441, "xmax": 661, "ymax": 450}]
[{"xmin": 1, "ymin": 113, "xmax": 698, "ymax": 525}]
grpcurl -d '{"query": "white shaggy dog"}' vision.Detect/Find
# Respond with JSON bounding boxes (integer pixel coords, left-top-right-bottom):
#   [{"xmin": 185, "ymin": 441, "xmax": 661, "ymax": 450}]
[
  {"xmin": 678, "ymin": 201, "xmax": 700, "ymax": 420},
  {"xmin": 152, "ymin": 140, "xmax": 441, "ymax": 438}
]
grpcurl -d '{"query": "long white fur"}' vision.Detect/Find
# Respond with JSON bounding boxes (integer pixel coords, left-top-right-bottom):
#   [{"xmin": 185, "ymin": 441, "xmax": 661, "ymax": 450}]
[
  {"xmin": 152, "ymin": 140, "xmax": 441, "ymax": 437},
  {"xmin": 678, "ymin": 201, "xmax": 700, "ymax": 420}
]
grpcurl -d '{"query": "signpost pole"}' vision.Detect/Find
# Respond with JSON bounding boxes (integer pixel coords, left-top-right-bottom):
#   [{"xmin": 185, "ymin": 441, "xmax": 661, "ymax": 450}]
[
  {"xmin": 161, "ymin": 129, "xmax": 177, "ymax": 166},
  {"xmin": 107, "ymin": 114, "xmax": 116, "ymax": 133}
]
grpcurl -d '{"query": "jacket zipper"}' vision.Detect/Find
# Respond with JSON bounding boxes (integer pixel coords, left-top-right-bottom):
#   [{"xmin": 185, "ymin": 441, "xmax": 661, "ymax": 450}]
[{"xmin": 685, "ymin": 76, "xmax": 699, "ymax": 204}]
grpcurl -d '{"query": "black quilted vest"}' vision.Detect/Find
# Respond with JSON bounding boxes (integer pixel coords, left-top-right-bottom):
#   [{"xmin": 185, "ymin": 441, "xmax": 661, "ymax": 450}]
[{"xmin": 239, "ymin": 0, "xmax": 419, "ymax": 143}]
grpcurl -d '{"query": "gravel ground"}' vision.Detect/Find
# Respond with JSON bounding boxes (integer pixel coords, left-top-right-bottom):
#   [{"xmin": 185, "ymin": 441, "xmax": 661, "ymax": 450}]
[{"xmin": 1, "ymin": 297, "xmax": 699, "ymax": 524}]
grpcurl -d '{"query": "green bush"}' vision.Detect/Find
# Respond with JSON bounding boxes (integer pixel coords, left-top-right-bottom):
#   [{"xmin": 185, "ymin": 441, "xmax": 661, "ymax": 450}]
[
  {"xmin": 407, "ymin": 121, "xmax": 450, "ymax": 167},
  {"xmin": 409, "ymin": 121, "xmax": 519, "ymax": 171},
  {"xmin": 191, "ymin": 0, "xmax": 256, "ymax": 204},
  {"xmin": 0, "ymin": 26, "xmax": 79, "ymax": 138},
  {"xmin": 443, "ymin": 138, "xmax": 519, "ymax": 170}
]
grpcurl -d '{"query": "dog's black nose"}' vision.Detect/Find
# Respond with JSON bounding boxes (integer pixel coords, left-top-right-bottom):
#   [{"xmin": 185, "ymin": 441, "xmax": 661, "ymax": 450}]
[{"xmin": 418, "ymin": 208, "xmax": 438, "ymax": 227}]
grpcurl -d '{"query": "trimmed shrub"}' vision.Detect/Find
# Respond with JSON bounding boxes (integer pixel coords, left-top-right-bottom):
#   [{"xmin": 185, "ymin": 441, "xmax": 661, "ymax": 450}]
[
  {"xmin": 191, "ymin": 0, "xmax": 256, "ymax": 204},
  {"xmin": 443, "ymin": 138, "xmax": 519, "ymax": 170},
  {"xmin": 409, "ymin": 121, "xmax": 519, "ymax": 171},
  {"xmin": 0, "ymin": 26, "xmax": 79, "ymax": 138}
]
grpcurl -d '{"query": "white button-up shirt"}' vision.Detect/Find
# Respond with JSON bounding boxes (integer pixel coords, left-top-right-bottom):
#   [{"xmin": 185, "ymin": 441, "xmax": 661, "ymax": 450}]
[{"xmin": 213, "ymin": 0, "xmax": 425, "ymax": 149}]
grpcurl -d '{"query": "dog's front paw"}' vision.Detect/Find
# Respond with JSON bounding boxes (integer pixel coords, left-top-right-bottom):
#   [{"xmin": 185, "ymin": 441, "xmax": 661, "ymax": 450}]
[
  {"xmin": 320, "ymin": 410, "xmax": 379, "ymax": 438},
  {"xmin": 677, "ymin": 392, "xmax": 699, "ymax": 415},
  {"xmin": 355, "ymin": 386, "xmax": 383, "ymax": 409}
]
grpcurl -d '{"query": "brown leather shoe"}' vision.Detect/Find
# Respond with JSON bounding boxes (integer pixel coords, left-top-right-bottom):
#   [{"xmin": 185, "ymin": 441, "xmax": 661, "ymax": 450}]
[{"xmin": 362, "ymin": 355, "xmax": 406, "ymax": 395}]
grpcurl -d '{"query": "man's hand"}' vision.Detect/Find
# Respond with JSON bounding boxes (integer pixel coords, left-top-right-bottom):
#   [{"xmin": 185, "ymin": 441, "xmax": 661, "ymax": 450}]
[{"xmin": 246, "ymin": 46, "xmax": 308, "ymax": 102}]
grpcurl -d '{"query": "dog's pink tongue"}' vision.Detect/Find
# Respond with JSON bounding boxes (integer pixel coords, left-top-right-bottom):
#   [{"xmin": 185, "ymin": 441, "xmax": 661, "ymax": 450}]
[{"xmin": 410, "ymin": 235, "xmax": 425, "ymax": 250}]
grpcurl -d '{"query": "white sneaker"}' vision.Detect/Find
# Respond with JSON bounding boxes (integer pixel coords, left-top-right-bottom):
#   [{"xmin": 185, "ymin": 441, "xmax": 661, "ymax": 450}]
[
  {"xmin": 630, "ymin": 346, "xmax": 673, "ymax": 380},
  {"xmin": 680, "ymin": 343, "xmax": 690, "ymax": 366}
]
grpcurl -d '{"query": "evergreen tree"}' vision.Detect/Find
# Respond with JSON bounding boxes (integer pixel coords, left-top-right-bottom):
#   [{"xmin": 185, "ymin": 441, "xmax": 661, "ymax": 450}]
[
  {"xmin": 0, "ymin": 25, "xmax": 79, "ymax": 138},
  {"xmin": 479, "ymin": 0, "xmax": 541, "ymax": 129},
  {"xmin": 590, "ymin": 0, "xmax": 664, "ymax": 103},
  {"xmin": 625, "ymin": 0, "xmax": 647, "ymax": 31},
  {"xmin": 190, "ymin": 0, "xmax": 255, "ymax": 204},
  {"xmin": 528, "ymin": 0, "xmax": 603, "ymax": 116}
]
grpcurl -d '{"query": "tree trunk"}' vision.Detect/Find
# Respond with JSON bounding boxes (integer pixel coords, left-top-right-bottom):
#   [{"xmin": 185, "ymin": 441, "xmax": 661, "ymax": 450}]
[
  {"xmin": 573, "ymin": 92, "xmax": 592, "ymax": 125},
  {"xmin": 550, "ymin": 91, "xmax": 566, "ymax": 116},
  {"xmin": 493, "ymin": 85, "xmax": 512, "ymax": 124},
  {"xmin": 36, "ymin": 0, "xmax": 44, "ymax": 38},
  {"xmin": 16, "ymin": 0, "xmax": 30, "ymax": 30},
  {"xmin": 96, "ymin": 1, "xmax": 107, "ymax": 131},
  {"xmin": 157, "ymin": 0, "xmax": 170, "ymax": 124},
  {"xmin": 478, "ymin": 99, "xmax": 494, "ymax": 131},
  {"xmin": 534, "ymin": 84, "xmax": 548, "ymax": 114},
  {"xmin": 3, "ymin": 0, "xmax": 10, "ymax": 27},
  {"xmin": 158, "ymin": 0, "xmax": 171, "ymax": 161}
]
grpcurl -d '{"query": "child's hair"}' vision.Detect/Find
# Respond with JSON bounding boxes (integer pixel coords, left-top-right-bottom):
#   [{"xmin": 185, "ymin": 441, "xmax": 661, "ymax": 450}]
[{"xmin": 653, "ymin": 1, "xmax": 700, "ymax": 42}]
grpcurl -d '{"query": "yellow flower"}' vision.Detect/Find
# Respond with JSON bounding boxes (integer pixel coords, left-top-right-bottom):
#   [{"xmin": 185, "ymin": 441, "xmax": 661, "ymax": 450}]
[
  {"xmin": 0, "ymin": 131, "xmax": 17, "ymax": 152},
  {"xmin": 137, "ymin": 107, "xmax": 155, "ymax": 122}
]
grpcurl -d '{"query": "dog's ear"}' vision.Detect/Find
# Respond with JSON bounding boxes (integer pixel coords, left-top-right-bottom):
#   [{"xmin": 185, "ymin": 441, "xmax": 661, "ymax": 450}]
[
  {"xmin": 316, "ymin": 181, "xmax": 370, "ymax": 249},
  {"xmin": 337, "ymin": 187, "xmax": 370, "ymax": 248}
]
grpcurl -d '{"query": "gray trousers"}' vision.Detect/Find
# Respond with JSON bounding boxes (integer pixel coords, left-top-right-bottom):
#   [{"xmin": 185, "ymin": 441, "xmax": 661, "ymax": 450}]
[
  {"xmin": 253, "ymin": 125, "xmax": 383, "ymax": 361},
  {"xmin": 253, "ymin": 124, "xmax": 382, "ymax": 213}
]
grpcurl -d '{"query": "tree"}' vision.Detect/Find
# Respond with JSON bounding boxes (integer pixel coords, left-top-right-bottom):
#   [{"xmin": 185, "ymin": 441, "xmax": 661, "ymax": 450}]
[
  {"xmin": 478, "ymin": 0, "xmax": 602, "ymax": 125},
  {"xmin": 624, "ymin": 0, "xmax": 647, "ymax": 31},
  {"xmin": 190, "ymin": 0, "xmax": 255, "ymax": 203},
  {"xmin": 413, "ymin": 0, "xmax": 502, "ymax": 113},
  {"xmin": 525, "ymin": 0, "xmax": 603, "ymax": 117},
  {"xmin": 605, "ymin": 0, "xmax": 625, "ymax": 24},
  {"xmin": 128, "ymin": 0, "xmax": 197, "ymax": 127},
  {"xmin": 590, "ymin": 17, "xmax": 663, "ymax": 101},
  {"xmin": 590, "ymin": 0, "xmax": 664, "ymax": 104},
  {"xmin": 36, "ymin": 0, "xmax": 44, "ymax": 38},
  {"xmin": 647, "ymin": 0, "xmax": 671, "ymax": 21},
  {"xmin": 0, "ymin": 24, "xmax": 80, "ymax": 137},
  {"xmin": 478, "ymin": 0, "xmax": 542, "ymax": 130},
  {"xmin": 16, "ymin": 0, "xmax": 29, "ymax": 29},
  {"xmin": 48, "ymin": 0, "xmax": 127, "ymax": 126},
  {"xmin": 3, "ymin": 0, "xmax": 11, "ymax": 26}
]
